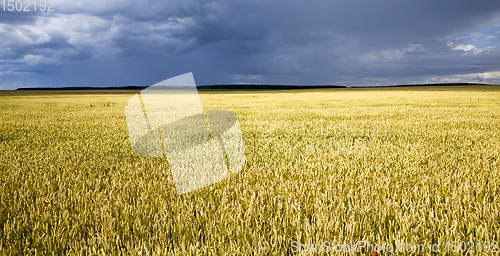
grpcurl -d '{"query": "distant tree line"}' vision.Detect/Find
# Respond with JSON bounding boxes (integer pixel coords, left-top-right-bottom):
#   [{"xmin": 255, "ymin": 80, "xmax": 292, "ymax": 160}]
[{"xmin": 15, "ymin": 83, "xmax": 488, "ymax": 91}]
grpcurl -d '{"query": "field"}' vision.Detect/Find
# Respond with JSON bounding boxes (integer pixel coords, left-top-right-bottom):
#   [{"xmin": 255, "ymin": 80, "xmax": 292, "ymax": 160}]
[{"xmin": 1, "ymin": 86, "xmax": 500, "ymax": 255}]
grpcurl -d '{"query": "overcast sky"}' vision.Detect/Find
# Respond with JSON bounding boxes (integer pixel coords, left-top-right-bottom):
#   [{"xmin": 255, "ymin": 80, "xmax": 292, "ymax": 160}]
[{"xmin": 1, "ymin": 0, "xmax": 500, "ymax": 89}]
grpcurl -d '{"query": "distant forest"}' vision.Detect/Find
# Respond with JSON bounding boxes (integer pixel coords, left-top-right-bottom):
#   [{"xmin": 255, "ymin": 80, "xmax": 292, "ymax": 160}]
[{"xmin": 15, "ymin": 83, "xmax": 488, "ymax": 91}]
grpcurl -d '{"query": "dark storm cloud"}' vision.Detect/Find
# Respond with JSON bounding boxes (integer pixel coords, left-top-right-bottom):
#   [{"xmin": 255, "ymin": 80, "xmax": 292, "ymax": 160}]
[{"xmin": 1, "ymin": 0, "xmax": 500, "ymax": 89}]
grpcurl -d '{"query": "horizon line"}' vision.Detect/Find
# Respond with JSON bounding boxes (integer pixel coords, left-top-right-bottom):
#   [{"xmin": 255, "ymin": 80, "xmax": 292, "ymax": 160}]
[{"xmin": 12, "ymin": 82, "xmax": 491, "ymax": 91}]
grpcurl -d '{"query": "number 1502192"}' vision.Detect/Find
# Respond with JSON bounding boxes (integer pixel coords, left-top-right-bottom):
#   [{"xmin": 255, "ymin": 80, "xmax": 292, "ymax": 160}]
[{"xmin": 2, "ymin": 0, "xmax": 54, "ymax": 12}]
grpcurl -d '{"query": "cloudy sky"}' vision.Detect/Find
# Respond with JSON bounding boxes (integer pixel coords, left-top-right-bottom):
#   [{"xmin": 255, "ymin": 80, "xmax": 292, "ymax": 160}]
[{"xmin": 1, "ymin": 0, "xmax": 500, "ymax": 89}]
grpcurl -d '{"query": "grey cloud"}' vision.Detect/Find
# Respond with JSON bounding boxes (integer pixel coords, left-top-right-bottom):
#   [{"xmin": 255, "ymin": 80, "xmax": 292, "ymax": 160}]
[
  {"xmin": 0, "ymin": 10, "xmax": 38, "ymax": 24},
  {"xmin": 1, "ymin": 0, "xmax": 500, "ymax": 88}
]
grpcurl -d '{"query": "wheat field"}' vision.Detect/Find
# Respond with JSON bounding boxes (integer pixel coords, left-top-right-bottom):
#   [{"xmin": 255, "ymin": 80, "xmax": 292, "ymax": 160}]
[{"xmin": 0, "ymin": 86, "xmax": 499, "ymax": 255}]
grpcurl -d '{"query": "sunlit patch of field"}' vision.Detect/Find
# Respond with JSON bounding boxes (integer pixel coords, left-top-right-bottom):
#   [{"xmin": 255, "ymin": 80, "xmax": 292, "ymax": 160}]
[{"xmin": 0, "ymin": 86, "xmax": 499, "ymax": 255}]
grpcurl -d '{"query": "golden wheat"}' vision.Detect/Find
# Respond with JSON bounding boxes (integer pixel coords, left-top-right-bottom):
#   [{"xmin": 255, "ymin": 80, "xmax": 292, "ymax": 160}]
[{"xmin": 0, "ymin": 86, "xmax": 499, "ymax": 255}]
